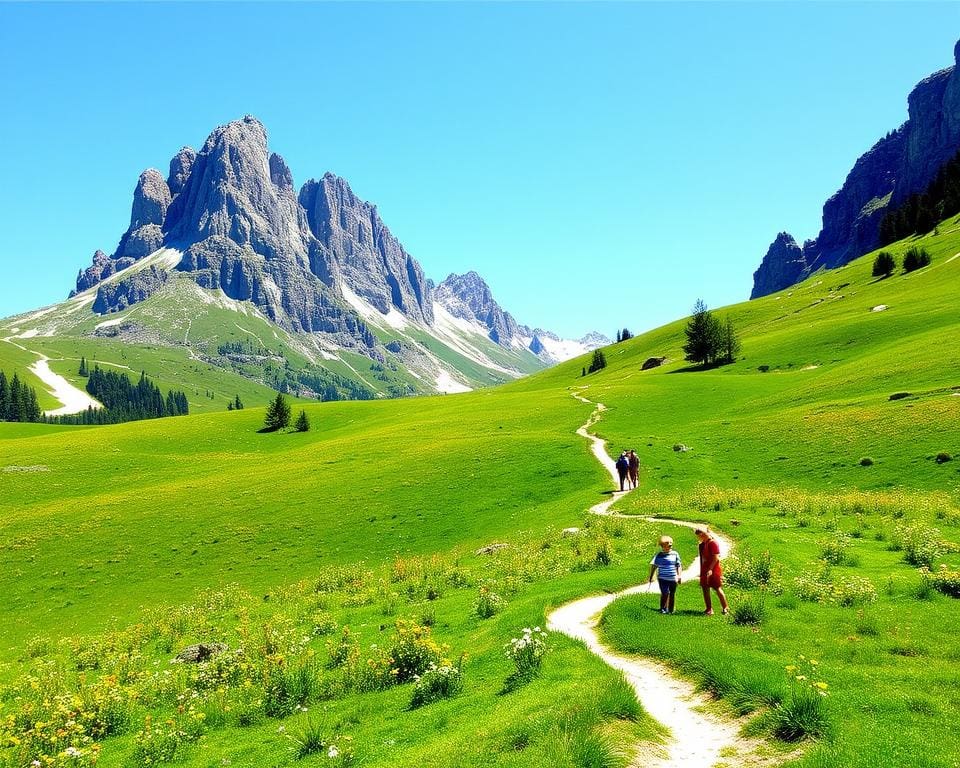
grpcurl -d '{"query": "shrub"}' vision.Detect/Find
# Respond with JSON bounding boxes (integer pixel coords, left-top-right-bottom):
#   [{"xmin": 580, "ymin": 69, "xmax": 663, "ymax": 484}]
[
  {"xmin": 410, "ymin": 656, "xmax": 465, "ymax": 708},
  {"xmin": 819, "ymin": 532, "xmax": 852, "ymax": 565},
  {"xmin": 264, "ymin": 657, "xmax": 321, "ymax": 718},
  {"xmin": 724, "ymin": 550, "xmax": 775, "ymax": 590},
  {"xmin": 859, "ymin": 457, "xmax": 874, "ymax": 467},
  {"xmin": 872, "ymin": 250, "xmax": 896, "ymax": 277},
  {"xmin": 931, "ymin": 565, "xmax": 960, "ymax": 598},
  {"xmin": 888, "ymin": 392, "xmax": 912, "ymax": 401},
  {"xmin": 793, "ymin": 565, "xmax": 876, "ymax": 606},
  {"xmin": 892, "ymin": 521, "xmax": 947, "ymax": 568},
  {"xmin": 325, "ymin": 627, "xmax": 355, "ymax": 669},
  {"xmin": 773, "ymin": 659, "xmax": 831, "ymax": 741},
  {"xmin": 758, "ymin": 365, "xmax": 770, "ymax": 373},
  {"xmin": 283, "ymin": 718, "xmax": 354, "ymax": 763},
  {"xmin": 595, "ymin": 536, "xmax": 612, "ymax": 566},
  {"xmin": 389, "ymin": 619, "xmax": 445, "ymax": 682},
  {"xmin": 505, "ymin": 626, "xmax": 549, "ymax": 680},
  {"xmin": 731, "ymin": 592, "xmax": 766, "ymax": 626},
  {"xmin": 935, "ymin": 452, "xmax": 953, "ymax": 464},
  {"xmin": 903, "ymin": 246, "xmax": 931, "ymax": 272},
  {"xmin": 914, "ymin": 569, "xmax": 935, "ymax": 600},
  {"xmin": 474, "ymin": 587, "xmax": 506, "ymax": 619}
]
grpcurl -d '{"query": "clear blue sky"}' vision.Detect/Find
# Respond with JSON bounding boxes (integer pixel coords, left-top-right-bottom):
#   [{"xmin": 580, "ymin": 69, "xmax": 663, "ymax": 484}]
[{"xmin": 1, "ymin": 3, "xmax": 958, "ymax": 339}]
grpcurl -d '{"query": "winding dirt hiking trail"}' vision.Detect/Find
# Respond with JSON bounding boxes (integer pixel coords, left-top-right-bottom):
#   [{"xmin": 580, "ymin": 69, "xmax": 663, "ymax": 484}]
[
  {"xmin": 548, "ymin": 390, "xmax": 765, "ymax": 768},
  {"xmin": 2, "ymin": 336, "xmax": 101, "ymax": 416}
]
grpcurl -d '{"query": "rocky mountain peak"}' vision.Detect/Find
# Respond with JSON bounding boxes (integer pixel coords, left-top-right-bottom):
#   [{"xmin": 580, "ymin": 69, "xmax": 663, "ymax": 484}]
[
  {"xmin": 167, "ymin": 147, "xmax": 196, "ymax": 196},
  {"xmin": 435, "ymin": 271, "xmax": 520, "ymax": 346},
  {"xmin": 751, "ymin": 232, "xmax": 807, "ymax": 299},
  {"xmin": 130, "ymin": 169, "xmax": 172, "ymax": 230},
  {"xmin": 269, "ymin": 153, "xmax": 294, "ymax": 190}
]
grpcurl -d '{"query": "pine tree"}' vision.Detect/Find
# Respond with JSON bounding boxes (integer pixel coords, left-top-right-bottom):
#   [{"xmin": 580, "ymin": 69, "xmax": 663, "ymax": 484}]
[
  {"xmin": 294, "ymin": 410, "xmax": 310, "ymax": 432},
  {"xmin": 0, "ymin": 371, "xmax": 7, "ymax": 420},
  {"xmin": 683, "ymin": 299, "xmax": 722, "ymax": 366},
  {"xmin": 616, "ymin": 330, "xmax": 622, "ymax": 343},
  {"xmin": 587, "ymin": 349, "xmax": 607, "ymax": 373},
  {"xmin": 227, "ymin": 401, "xmax": 234, "ymax": 411},
  {"xmin": 581, "ymin": 366, "xmax": 586, "ymax": 377},
  {"xmin": 8, "ymin": 373, "xmax": 23, "ymax": 421},
  {"xmin": 79, "ymin": 357, "xmax": 88, "ymax": 377},
  {"xmin": 234, "ymin": 394, "xmax": 244, "ymax": 410},
  {"xmin": 719, "ymin": 315, "xmax": 741, "ymax": 365},
  {"xmin": 621, "ymin": 328, "xmax": 633, "ymax": 341},
  {"xmin": 263, "ymin": 392, "xmax": 291, "ymax": 431}
]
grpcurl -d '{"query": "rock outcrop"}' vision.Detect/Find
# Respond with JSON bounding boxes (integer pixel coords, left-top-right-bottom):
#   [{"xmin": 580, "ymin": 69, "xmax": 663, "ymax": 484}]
[
  {"xmin": 752, "ymin": 39, "xmax": 960, "ymax": 298},
  {"xmin": 167, "ymin": 147, "xmax": 196, "ymax": 197},
  {"xmin": 751, "ymin": 232, "xmax": 809, "ymax": 298},
  {"xmin": 92, "ymin": 265, "xmax": 169, "ymax": 314},
  {"xmin": 299, "ymin": 173, "xmax": 433, "ymax": 324},
  {"xmin": 434, "ymin": 271, "xmax": 519, "ymax": 345}
]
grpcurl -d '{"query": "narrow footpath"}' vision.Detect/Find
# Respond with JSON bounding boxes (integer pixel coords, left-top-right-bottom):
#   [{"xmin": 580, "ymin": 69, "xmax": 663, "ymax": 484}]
[{"xmin": 547, "ymin": 390, "xmax": 766, "ymax": 768}]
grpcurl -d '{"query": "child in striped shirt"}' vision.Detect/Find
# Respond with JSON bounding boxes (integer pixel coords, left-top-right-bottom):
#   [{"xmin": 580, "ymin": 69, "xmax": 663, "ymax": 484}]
[{"xmin": 648, "ymin": 535, "xmax": 683, "ymax": 614}]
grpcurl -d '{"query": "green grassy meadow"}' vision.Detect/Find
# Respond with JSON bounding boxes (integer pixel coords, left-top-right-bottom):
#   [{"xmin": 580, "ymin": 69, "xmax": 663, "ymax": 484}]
[{"xmin": 2, "ymin": 221, "xmax": 960, "ymax": 766}]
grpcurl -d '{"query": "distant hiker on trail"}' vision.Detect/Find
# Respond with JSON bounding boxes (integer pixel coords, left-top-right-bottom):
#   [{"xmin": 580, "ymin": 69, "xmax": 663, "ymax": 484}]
[
  {"xmin": 648, "ymin": 535, "xmax": 682, "ymax": 614},
  {"xmin": 695, "ymin": 528, "xmax": 728, "ymax": 615},
  {"xmin": 615, "ymin": 451, "xmax": 630, "ymax": 491},
  {"xmin": 628, "ymin": 450, "xmax": 640, "ymax": 489}
]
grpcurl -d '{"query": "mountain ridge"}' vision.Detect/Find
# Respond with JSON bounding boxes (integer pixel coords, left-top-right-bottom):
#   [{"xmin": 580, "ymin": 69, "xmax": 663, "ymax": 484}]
[
  {"xmin": 752, "ymin": 39, "xmax": 960, "ymax": 298},
  {"xmin": 18, "ymin": 116, "xmax": 606, "ymax": 402}
]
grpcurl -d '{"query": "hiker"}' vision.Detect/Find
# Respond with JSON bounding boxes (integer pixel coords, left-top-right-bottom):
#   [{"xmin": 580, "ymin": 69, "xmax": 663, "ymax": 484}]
[
  {"xmin": 628, "ymin": 449, "xmax": 640, "ymax": 489},
  {"xmin": 695, "ymin": 528, "xmax": 728, "ymax": 615},
  {"xmin": 615, "ymin": 451, "xmax": 630, "ymax": 491},
  {"xmin": 648, "ymin": 535, "xmax": 682, "ymax": 613}
]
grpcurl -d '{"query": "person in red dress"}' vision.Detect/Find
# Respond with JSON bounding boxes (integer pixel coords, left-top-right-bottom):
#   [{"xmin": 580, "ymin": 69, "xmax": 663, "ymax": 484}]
[{"xmin": 695, "ymin": 528, "xmax": 729, "ymax": 615}]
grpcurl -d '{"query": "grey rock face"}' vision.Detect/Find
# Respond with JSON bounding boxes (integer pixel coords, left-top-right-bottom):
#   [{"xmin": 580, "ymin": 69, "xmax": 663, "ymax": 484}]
[
  {"xmin": 72, "ymin": 249, "xmax": 113, "ymax": 295},
  {"xmin": 750, "ymin": 232, "xmax": 809, "ymax": 299},
  {"xmin": 164, "ymin": 116, "xmax": 312, "ymax": 264},
  {"xmin": 752, "ymin": 39, "xmax": 960, "ymax": 298},
  {"xmin": 167, "ymin": 147, "xmax": 196, "ymax": 196},
  {"xmin": 299, "ymin": 173, "xmax": 433, "ymax": 324},
  {"xmin": 130, "ymin": 169, "xmax": 172, "ymax": 229},
  {"xmin": 434, "ymin": 271, "xmax": 519, "ymax": 346},
  {"xmin": 92, "ymin": 265, "xmax": 169, "ymax": 313},
  {"xmin": 110, "ymin": 170, "xmax": 173, "ymax": 262}
]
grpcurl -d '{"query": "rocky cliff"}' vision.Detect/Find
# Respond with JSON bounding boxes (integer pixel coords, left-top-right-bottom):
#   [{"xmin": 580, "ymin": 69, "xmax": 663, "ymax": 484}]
[{"xmin": 752, "ymin": 39, "xmax": 960, "ymax": 298}]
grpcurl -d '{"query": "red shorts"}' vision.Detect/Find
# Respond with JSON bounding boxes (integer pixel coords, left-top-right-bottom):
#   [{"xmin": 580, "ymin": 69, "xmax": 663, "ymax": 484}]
[{"xmin": 700, "ymin": 570, "xmax": 723, "ymax": 588}]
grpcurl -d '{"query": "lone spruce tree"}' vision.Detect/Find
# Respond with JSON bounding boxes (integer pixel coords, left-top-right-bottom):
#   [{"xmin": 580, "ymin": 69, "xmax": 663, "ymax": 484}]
[
  {"xmin": 683, "ymin": 299, "xmax": 722, "ymax": 366},
  {"xmin": 263, "ymin": 392, "xmax": 291, "ymax": 431}
]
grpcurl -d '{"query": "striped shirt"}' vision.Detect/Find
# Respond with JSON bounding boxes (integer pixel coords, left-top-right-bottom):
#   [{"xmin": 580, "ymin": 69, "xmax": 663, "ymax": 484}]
[{"xmin": 651, "ymin": 550, "xmax": 683, "ymax": 581}]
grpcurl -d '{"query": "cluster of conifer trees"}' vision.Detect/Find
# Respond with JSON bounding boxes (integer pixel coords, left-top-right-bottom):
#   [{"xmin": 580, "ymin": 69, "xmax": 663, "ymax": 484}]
[
  {"xmin": 683, "ymin": 299, "xmax": 740, "ymax": 367},
  {"xmin": 879, "ymin": 149, "xmax": 960, "ymax": 244},
  {"xmin": 48, "ymin": 366, "xmax": 189, "ymax": 425},
  {"xmin": 0, "ymin": 371, "xmax": 42, "ymax": 422}
]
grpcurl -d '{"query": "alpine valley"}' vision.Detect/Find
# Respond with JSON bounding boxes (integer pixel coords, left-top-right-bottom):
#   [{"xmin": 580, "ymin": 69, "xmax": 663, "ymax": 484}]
[{"xmin": 0, "ymin": 116, "xmax": 605, "ymax": 413}]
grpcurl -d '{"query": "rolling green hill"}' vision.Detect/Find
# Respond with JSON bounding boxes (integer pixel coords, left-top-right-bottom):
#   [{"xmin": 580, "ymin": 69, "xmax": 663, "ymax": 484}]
[{"xmin": 1, "ymin": 218, "xmax": 959, "ymax": 768}]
